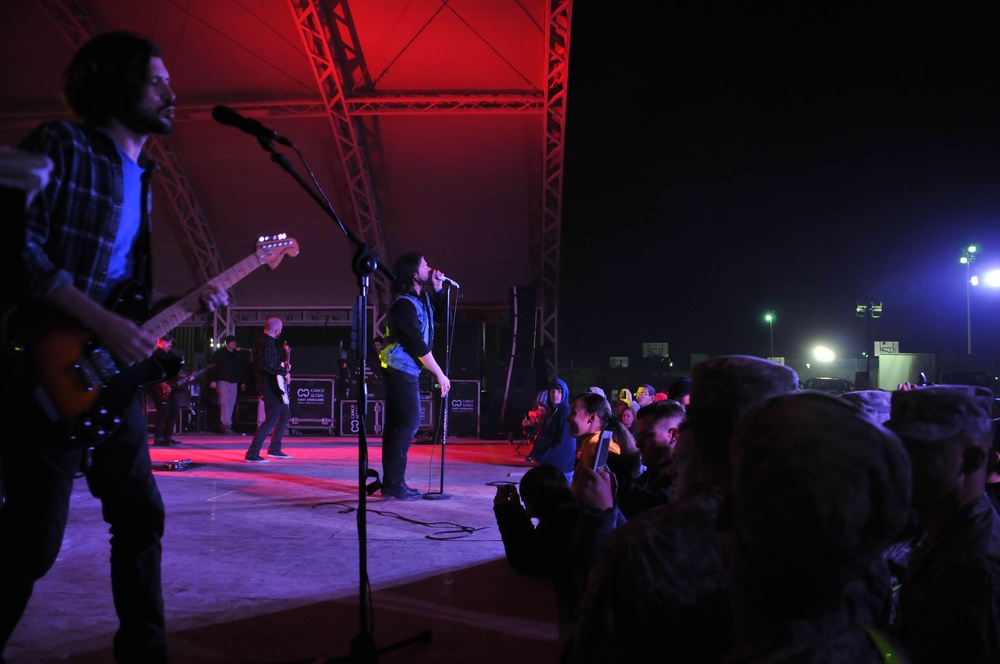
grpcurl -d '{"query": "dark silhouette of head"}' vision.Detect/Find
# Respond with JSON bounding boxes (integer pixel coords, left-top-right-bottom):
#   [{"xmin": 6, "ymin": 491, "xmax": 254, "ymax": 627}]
[{"xmin": 63, "ymin": 31, "xmax": 163, "ymax": 125}]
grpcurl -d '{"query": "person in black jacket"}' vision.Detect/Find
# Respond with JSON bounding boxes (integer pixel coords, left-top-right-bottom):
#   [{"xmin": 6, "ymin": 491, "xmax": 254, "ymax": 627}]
[
  {"xmin": 493, "ymin": 463, "xmax": 583, "ymax": 643},
  {"xmin": 376, "ymin": 253, "xmax": 452, "ymax": 500},
  {"xmin": 244, "ymin": 317, "xmax": 292, "ymax": 462},
  {"xmin": 145, "ymin": 334, "xmax": 189, "ymax": 447},
  {"xmin": 209, "ymin": 335, "xmax": 248, "ymax": 434}
]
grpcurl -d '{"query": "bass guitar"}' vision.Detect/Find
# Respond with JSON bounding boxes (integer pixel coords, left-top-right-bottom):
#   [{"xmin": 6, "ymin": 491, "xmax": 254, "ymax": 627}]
[{"xmin": 25, "ymin": 235, "xmax": 299, "ymax": 447}]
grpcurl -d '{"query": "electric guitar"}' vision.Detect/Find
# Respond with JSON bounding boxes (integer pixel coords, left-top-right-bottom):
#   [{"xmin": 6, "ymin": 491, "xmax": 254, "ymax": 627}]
[
  {"xmin": 24, "ymin": 235, "xmax": 299, "ymax": 447},
  {"xmin": 152, "ymin": 363, "xmax": 215, "ymax": 402},
  {"xmin": 276, "ymin": 343, "xmax": 291, "ymax": 405}
]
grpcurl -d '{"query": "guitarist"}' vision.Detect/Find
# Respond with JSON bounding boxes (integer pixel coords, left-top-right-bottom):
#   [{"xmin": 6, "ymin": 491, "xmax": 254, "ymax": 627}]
[
  {"xmin": 144, "ymin": 334, "xmax": 189, "ymax": 447},
  {"xmin": 1, "ymin": 32, "xmax": 227, "ymax": 663},
  {"xmin": 244, "ymin": 317, "xmax": 293, "ymax": 462}
]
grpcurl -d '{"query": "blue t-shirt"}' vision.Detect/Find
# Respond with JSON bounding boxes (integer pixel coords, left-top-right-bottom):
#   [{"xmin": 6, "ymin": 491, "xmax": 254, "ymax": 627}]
[{"xmin": 103, "ymin": 147, "xmax": 142, "ymax": 300}]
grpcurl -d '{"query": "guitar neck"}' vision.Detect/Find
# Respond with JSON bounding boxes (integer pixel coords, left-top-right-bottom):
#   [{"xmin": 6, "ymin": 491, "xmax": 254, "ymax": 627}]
[{"xmin": 140, "ymin": 252, "xmax": 266, "ymax": 338}]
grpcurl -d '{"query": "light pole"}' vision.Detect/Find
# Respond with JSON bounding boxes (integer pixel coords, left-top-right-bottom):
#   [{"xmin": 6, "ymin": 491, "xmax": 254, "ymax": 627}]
[
  {"xmin": 960, "ymin": 245, "xmax": 978, "ymax": 355},
  {"xmin": 763, "ymin": 312, "xmax": 775, "ymax": 359}
]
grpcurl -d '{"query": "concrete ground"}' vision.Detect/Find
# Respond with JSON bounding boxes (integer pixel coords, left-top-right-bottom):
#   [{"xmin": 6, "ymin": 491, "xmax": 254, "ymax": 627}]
[{"xmin": 4, "ymin": 433, "xmax": 561, "ymax": 664}]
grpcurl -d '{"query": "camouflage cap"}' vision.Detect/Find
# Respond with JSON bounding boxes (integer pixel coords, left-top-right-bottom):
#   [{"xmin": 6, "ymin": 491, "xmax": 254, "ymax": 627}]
[
  {"xmin": 886, "ymin": 384, "xmax": 994, "ymax": 442},
  {"xmin": 688, "ymin": 355, "xmax": 799, "ymax": 424},
  {"xmin": 730, "ymin": 391, "xmax": 912, "ymax": 581},
  {"xmin": 840, "ymin": 389, "xmax": 892, "ymax": 426}
]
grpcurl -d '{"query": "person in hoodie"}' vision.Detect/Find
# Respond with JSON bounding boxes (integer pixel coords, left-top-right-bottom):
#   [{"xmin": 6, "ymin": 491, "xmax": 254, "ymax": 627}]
[{"xmin": 527, "ymin": 378, "xmax": 577, "ymax": 482}]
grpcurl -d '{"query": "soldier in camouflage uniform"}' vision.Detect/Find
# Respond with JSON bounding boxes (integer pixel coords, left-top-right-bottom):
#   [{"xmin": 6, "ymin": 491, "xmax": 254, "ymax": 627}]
[
  {"xmin": 885, "ymin": 385, "xmax": 1000, "ymax": 664},
  {"xmin": 722, "ymin": 391, "xmax": 912, "ymax": 663},
  {"xmin": 563, "ymin": 355, "xmax": 799, "ymax": 664}
]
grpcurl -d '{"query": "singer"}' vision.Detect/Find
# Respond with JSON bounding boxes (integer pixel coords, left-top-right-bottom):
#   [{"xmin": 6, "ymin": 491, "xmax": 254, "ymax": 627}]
[{"xmin": 377, "ymin": 253, "xmax": 452, "ymax": 500}]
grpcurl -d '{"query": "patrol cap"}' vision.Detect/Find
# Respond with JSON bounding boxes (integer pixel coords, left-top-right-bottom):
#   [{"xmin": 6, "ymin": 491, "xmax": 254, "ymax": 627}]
[
  {"xmin": 886, "ymin": 384, "xmax": 994, "ymax": 442},
  {"xmin": 730, "ymin": 391, "xmax": 912, "ymax": 583},
  {"xmin": 688, "ymin": 355, "xmax": 799, "ymax": 424},
  {"xmin": 840, "ymin": 389, "xmax": 892, "ymax": 426}
]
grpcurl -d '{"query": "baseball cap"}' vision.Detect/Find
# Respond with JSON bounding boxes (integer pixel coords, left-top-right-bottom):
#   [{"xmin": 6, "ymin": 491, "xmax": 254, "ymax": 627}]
[{"xmin": 223, "ymin": 335, "xmax": 238, "ymax": 344}]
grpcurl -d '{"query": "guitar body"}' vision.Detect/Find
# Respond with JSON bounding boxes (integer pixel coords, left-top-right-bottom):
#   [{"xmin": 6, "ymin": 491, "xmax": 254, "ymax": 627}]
[
  {"xmin": 29, "ymin": 320, "xmax": 181, "ymax": 445},
  {"xmin": 17, "ymin": 235, "xmax": 299, "ymax": 448},
  {"xmin": 276, "ymin": 343, "xmax": 290, "ymax": 405}
]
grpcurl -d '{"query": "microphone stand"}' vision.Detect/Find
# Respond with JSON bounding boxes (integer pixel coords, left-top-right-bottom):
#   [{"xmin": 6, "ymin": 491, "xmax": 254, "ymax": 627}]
[
  {"xmin": 422, "ymin": 284, "xmax": 457, "ymax": 500},
  {"xmin": 252, "ymin": 136, "xmax": 430, "ymax": 662}
]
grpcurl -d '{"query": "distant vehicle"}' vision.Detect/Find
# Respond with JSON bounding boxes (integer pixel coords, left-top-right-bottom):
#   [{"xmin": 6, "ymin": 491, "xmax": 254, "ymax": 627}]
[{"xmin": 802, "ymin": 376, "xmax": 855, "ymax": 395}]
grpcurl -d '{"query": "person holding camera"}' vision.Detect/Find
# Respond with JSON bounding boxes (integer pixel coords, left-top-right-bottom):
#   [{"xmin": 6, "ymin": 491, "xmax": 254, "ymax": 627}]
[{"xmin": 493, "ymin": 463, "xmax": 583, "ymax": 643}]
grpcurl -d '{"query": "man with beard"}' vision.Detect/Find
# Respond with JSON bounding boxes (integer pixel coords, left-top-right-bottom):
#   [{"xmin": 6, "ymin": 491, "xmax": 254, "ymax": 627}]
[{"xmin": 1, "ymin": 31, "xmax": 227, "ymax": 662}]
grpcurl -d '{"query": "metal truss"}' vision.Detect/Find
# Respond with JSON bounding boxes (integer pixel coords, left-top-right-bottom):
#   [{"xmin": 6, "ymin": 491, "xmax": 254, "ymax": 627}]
[
  {"xmin": 541, "ymin": 0, "xmax": 572, "ymax": 379},
  {"xmin": 287, "ymin": 0, "xmax": 391, "ymax": 326}
]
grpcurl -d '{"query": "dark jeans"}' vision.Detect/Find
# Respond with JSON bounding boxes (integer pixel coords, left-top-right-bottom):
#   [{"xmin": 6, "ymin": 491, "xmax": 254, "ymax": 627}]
[
  {"xmin": 381, "ymin": 367, "xmax": 421, "ymax": 490},
  {"xmin": 152, "ymin": 393, "xmax": 180, "ymax": 442},
  {"xmin": 0, "ymin": 396, "xmax": 167, "ymax": 661},
  {"xmin": 245, "ymin": 389, "xmax": 290, "ymax": 458}
]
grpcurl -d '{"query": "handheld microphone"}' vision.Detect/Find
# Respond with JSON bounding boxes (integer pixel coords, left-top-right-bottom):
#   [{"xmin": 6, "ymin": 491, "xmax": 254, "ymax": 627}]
[
  {"xmin": 211, "ymin": 105, "xmax": 292, "ymax": 147},
  {"xmin": 440, "ymin": 276, "xmax": 461, "ymax": 289}
]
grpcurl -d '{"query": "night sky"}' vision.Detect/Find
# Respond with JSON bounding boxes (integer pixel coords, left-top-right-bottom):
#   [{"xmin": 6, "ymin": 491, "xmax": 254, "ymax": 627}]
[{"xmin": 559, "ymin": 2, "xmax": 1000, "ymax": 369}]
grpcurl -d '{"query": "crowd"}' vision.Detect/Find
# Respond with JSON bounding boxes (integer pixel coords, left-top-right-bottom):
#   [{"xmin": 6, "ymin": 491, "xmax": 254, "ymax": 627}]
[{"xmin": 496, "ymin": 358, "xmax": 1000, "ymax": 664}]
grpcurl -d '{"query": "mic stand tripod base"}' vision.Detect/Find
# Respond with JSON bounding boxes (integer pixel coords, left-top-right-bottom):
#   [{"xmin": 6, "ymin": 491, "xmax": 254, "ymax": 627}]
[{"xmin": 421, "ymin": 492, "xmax": 452, "ymax": 500}]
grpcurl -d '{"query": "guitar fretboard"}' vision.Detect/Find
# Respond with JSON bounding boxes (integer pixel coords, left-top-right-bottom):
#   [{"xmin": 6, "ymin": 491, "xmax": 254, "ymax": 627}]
[{"xmin": 141, "ymin": 252, "xmax": 267, "ymax": 338}]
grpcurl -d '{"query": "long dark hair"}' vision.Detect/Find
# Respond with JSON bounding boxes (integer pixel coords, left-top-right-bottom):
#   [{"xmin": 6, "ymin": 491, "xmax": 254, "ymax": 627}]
[
  {"xmin": 573, "ymin": 392, "xmax": 639, "ymax": 457},
  {"xmin": 391, "ymin": 252, "xmax": 423, "ymax": 296},
  {"xmin": 63, "ymin": 31, "xmax": 162, "ymax": 124}
]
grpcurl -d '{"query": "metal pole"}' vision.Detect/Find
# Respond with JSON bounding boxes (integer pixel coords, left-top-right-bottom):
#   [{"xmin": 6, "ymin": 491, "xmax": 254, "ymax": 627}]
[
  {"xmin": 867, "ymin": 311, "xmax": 872, "ymax": 376},
  {"xmin": 967, "ymin": 261, "xmax": 972, "ymax": 355}
]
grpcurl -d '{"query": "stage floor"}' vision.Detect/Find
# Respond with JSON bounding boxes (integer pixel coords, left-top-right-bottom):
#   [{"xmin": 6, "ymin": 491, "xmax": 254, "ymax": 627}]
[{"xmin": 5, "ymin": 434, "xmax": 561, "ymax": 664}]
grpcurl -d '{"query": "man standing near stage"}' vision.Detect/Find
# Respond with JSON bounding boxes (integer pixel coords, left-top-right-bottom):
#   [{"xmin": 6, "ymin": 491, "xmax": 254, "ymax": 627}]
[{"xmin": 209, "ymin": 334, "xmax": 248, "ymax": 434}]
